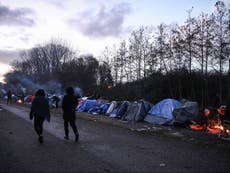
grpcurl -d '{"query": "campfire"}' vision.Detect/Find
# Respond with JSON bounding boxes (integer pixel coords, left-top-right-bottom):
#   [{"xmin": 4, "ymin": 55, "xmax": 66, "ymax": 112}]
[
  {"xmin": 190, "ymin": 106, "xmax": 230, "ymax": 138},
  {"xmin": 17, "ymin": 99, "xmax": 23, "ymax": 104}
]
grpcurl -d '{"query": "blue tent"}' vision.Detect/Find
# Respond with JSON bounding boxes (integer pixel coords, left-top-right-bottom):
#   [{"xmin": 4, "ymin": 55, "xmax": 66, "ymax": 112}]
[
  {"xmin": 144, "ymin": 99, "xmax": 182, "ymax": 125},
  {"xmin": 88, "ymin": 103, "xmax": 110, "ymax": 115},
  {"xmin": 110, "ymin": 108, "xmax": 119, "ymax": 118},
  {"xmin": 100, "ymin": 103, "xmax": 110, "ymax": 114},
  {"xmin": 76, "ymin": 99, "xmax": 99, "ymax": 112}
]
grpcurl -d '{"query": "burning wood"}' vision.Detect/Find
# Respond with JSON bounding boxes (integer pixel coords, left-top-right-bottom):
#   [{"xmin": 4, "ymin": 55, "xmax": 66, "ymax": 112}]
[{"xmin": 190, "ymin": 106, "xmax": 230, "ymax": 138}]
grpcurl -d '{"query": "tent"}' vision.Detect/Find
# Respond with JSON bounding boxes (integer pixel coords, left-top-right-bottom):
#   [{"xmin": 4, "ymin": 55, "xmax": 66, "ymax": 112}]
[
  {"xmin": 144, "ymin": 99, "xmax": 182, "ymax": 125},
  {"xmin": 97, "ymin": 98, "xmax": 109, "ymax": 105},
  {"xmin": 88, "ymin": 103, "xmax": 110, "ymax": 115},
  {"xmin": 76, "ymin": 99, "xmax": 99, "ymax": 112},
  {"xmin": 121, "ymin": 100, "xmax": 152, "ymax": 122},
  {"xmin": 172, "ymin": 101, "xmax": 199, "ymax": 125},
  {"xmin": 77, "ymin": 97, "xmax": 88, "ymax": 106},
  {"xmin": 100, "ymin": 103, "xmax": 110, "ymax": 114},
  {"xmin": 106, "ymin": 101, "xmax": 117, "ymax": 115},
  {"xmin": 141, "ymin": 100, "xmax": 153, "ymax": 113},
  {"xmin": 109, "ymin": 101, "xmax": 130, "ymax": 118},
  {"xmin": 24, "ymin": 95, "xmax": 35, "ymax": 103}
]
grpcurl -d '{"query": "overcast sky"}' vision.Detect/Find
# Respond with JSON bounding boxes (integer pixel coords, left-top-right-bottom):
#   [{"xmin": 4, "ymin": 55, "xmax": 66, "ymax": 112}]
[{"xmin": 0, "ymin": 0, "xmax": 223, "ymax": 82}]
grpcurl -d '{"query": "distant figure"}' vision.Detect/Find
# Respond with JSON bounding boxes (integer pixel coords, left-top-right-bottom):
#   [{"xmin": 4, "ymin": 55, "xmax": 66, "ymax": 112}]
[
  {"xmin": 53, "ymin": 96, "xmax": 60, "ymax": 109},
  {"xmin": 21, "ymin": 92, "xmax": 25, "ymax": 103},
  {"xmin": 29, "ymin": 89, "xmax": 50, "ymax": 144},
  {"xmin": 7, "ymin": 90, "xmax": 12, "ymax": 104},
  {"xmin": 62, "ymin": 87, "xmax": 79, "ymax": 141}
]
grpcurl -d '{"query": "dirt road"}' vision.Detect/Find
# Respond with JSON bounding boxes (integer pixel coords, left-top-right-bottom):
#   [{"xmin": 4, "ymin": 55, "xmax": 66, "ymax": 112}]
[{"xmin": 0, "ymin": 103, "xmax": 230, "ymax": 172}]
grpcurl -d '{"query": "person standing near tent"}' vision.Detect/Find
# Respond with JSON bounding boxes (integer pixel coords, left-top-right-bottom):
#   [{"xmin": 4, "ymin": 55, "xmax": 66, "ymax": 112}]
[
  {"xmin": 62, "ymin": 87, "xmax": 79, "ymax": 141},
  {"xmin": 7, "ymin": 90, "xmax": 12, "ymax": 104},
  {"xmin": 29, "ymin": 89, "xmax": 50, "ymax": 144},
  {"xmin": 52, "ymin": 95, "xmax": 60, "ymax": 109}
]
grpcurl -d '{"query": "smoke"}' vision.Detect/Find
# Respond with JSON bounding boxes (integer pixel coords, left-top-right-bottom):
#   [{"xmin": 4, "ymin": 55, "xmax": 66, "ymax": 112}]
[
  {"xmin": 21, "ymin": 87, "xmax": 26, "ymax": 94},
  {"xmin": 5, "ymin": 73, "xmax": 84, "ymax": 97},
  {"xmin": 45, "ymin": 80, "xmax": 62, "ymax": 95},
  {"xmin": 5, "ymin": 73, "xmax": 52, "ymax": 95},
  {"xmin": 0, "ymin": 88, "xmax": 6, "ymax": 98},
  {"xmin": 74, "ymin": 87, "xmax": 83, "ymax": 97},
  {"xmin": 15, "ymin": 75, "xmax": 43, "ymax": 94},
  {"xmin": 1, "ymin": 88, "xmax": 6, "ymax": 94}
]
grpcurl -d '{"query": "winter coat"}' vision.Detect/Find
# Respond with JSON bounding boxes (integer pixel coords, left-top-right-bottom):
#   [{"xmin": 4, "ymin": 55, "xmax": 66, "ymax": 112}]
[
  {"xmin": 30, "ymin": 96, "xmax": 50, "ymax": 122},
  {"xmin": 62, "ymin": 94, "xmax": 78, "ymax": 121}
]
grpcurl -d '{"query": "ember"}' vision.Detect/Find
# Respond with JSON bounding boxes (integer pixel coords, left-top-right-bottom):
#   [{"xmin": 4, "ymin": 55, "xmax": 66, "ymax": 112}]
[
  {"xmin": 190, "ymin": 106, "xmax": 230, "ymax": 137},
  {"xmin": 190, "ymin": 124, "xmax": 206, "ymax": 131}
]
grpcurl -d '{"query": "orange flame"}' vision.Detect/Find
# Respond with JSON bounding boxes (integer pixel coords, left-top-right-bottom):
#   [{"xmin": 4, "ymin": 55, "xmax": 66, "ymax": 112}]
[
  {"xmin": 17, "ymin": 99, "xmax": 22, "ymax": 104},
  {"xmin": 190, "ymin": 107, "xmax": 230, "ymax": 136},
  {"xmin": 190, "ymin": 124, "xmax": 206, "ymax": 131}
]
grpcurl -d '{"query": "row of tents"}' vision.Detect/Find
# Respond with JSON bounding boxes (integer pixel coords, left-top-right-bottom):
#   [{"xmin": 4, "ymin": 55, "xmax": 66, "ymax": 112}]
[{"xmin": 76, "ymin": 98, "xmax": 200, "ymax": 126}]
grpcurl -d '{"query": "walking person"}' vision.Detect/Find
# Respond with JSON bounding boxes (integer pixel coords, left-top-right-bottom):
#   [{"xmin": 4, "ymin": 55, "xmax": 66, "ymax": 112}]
[
  {"xmin": 29, "ymin": 89, "xmax": 50, "ymax": 144},
  {"xmin": 62, "ymin": 87, "xmax": 79, "ymax": 142},
  {"xmin": 7, "ymin": 90, "xmax": 12, "ymax": 104}
]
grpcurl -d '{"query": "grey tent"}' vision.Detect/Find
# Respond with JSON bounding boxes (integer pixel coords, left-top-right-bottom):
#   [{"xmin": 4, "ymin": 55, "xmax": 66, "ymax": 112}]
[
  {"xmin": 110, "ymin": 101, "xmax": 130, "ymax": 118},
  {"xmin": 121, "ymin": 100, "xmax": 152, "ymax": 122},
  {"xmin": 106, "ymin": 101, "xmax": 117, "ymax": 116},
  {"xmin": 142, "ymin": 100, "xmax": 153, "ymax": 112},
  {"xmin": 172, "ymin": 101, "xmax": 199, "ymax": 125}
]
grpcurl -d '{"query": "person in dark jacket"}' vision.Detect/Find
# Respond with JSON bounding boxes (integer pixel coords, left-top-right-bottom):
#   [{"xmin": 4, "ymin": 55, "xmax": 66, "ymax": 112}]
[
  {"xmin": 7, "ymin": 90, "xmax": 12, "ymax": 104},
  {"xmin": 30, "ymin": 89, "xmax": 50, "ymax": 144},
  {"xmin": 62, "ymin": 87, "xmax": 79, "ymax": 141}
]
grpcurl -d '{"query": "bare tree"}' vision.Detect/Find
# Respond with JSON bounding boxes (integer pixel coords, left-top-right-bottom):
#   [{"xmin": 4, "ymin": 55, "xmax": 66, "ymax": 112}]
[{"xmin": 212, "ymin": 1, "xmax": 228, "ymax": 104}]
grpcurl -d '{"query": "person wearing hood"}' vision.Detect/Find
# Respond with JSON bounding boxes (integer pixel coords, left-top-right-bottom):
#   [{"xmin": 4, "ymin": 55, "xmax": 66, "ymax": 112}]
[
  {"xmin": 62, "ymin": 87, "xmax": 79, "ymax": 142},
  {"xmin": 29, "ymin": 89, "xmax": 50, "ymax": 144}
]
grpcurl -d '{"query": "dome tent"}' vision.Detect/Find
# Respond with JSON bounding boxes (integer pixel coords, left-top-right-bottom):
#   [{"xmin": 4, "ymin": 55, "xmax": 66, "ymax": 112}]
[
  {"xmin": 110, "ymin": 101, "xmax": 130, "ymax": 118},
  {"xmin": 173, "ymin": 101, "xmax": 199, "ymax": 125},
  {"xmin": 76, "ymin": 99, "xmax": 99, "ymax": 112},
  {"xmin": 144, "ymin": 98, "xmax": 182, "ymax": 125},
  {"xmin": 121, "ymin": 100, "xmax": 153, "ymax": 122}
]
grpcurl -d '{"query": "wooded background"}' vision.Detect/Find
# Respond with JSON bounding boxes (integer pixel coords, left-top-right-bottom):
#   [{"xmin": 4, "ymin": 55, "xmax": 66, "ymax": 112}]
[{"xmin": 2, "ymin": 1, "xmax": 230, "ymax": 109}]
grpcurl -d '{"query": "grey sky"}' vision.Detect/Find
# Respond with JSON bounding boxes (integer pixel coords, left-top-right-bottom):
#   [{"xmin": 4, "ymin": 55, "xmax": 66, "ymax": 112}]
[
  {"xmin": 0, "ymin": 49, "xmax": 20, "ymax": 64},
  {"xmin": 0, "ymin": 3, "xmax": 35, "ymax": 26},
  {"xmin": 69, "ymin": 2, "xmax": 131, "ymax": 37},
  {"xmin": 0, "ymin": 0, "xmax": 227, "ymax": 82}
]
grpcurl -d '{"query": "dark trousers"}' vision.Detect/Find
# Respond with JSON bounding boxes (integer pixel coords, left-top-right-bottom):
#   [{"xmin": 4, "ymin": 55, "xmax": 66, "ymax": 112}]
[
  {"xmin": 7, "ymin": 97, "xmax": 12, "ymax": 104},
  {"xmin": 34, "ymin": 116, "xmax": 45, "ymax": 136},
  {"xmin": 55, "ymin": 101, "xmax": 58, "ymax": 109},
  {"xmin": 64, "ymin": 119, "xmax": 78, "ymax": 137}
]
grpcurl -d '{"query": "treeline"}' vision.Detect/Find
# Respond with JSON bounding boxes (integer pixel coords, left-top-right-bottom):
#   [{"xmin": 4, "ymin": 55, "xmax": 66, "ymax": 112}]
[
  {"xmin": 4, "ymin": 40, "xmax": 113, "ymax": 95},
  {"xmin": 100, "ymin": 1, "xmax": 230, "ymax": 107},
  {"xmin": 3, "ymin": 1, "xmax": 230, "ymax": 108}
]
